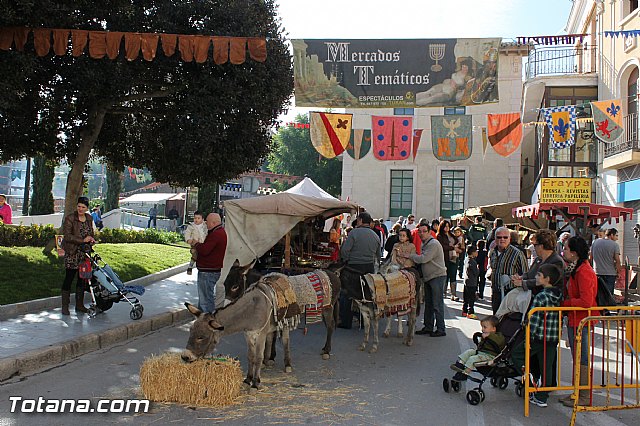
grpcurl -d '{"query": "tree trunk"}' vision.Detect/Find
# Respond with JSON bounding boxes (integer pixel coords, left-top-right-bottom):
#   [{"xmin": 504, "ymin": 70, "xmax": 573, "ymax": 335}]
[
  {"xmin": 63, "ymin": 105, "xmax": 108, "ymax": 219},
  {"xmin": 30, "ymin": 156, "xmax": 56, "ymax": 215},
  {"xmin": 105, "ymin": 165, "xmax": 122, "ymax": 213}
]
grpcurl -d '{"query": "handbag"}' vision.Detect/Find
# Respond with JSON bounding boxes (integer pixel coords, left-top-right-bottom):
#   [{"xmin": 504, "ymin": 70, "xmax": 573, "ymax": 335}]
[{"xmin": 78, "ymin": 258, "xmax": 93, "ymax": 280}]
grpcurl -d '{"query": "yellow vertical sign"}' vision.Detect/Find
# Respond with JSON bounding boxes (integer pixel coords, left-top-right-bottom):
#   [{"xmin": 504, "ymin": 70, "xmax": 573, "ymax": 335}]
[{"xmin": 539, "ymin": 178, "xmax": 592, "ymax": 203}]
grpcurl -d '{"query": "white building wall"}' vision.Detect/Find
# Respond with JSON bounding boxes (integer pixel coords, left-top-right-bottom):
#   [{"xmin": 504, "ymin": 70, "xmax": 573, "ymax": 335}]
[{"xmin": 342, "ymin": 53, "xmax": 524, "ymax": 220}]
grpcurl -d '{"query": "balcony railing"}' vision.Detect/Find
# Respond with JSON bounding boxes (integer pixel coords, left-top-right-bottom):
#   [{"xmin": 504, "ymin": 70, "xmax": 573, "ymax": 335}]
[
  {"xmin": 604, "ymin": 113, "xmax": 640, "ymax": 157},
  {"xmin": 526, "ymin": 46, "xmax": 597, "ymax": 79}
]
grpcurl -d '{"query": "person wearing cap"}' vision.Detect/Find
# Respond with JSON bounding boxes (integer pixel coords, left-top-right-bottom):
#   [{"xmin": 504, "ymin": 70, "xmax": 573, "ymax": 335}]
[
  {"xmin": 61, "ymin": 196, "xmax": 96, "ymax": 315},
  {"xmin": 338, "ymin": 212, "xmax": 381, "ymax": 329}
]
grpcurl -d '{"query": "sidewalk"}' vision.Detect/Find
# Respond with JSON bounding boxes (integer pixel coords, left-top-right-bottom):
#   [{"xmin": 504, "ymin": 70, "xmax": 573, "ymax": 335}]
[{"xmin": 0, "ymin": 267, "xmax": 198, "ymax": 382}]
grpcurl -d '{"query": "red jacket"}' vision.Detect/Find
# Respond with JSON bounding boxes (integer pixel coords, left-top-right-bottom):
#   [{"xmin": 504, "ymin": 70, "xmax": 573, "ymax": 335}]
[
  {"xmin": 196, "ymin": 225, "xmax": 227, "ymax": 271},
  {"xmin": 562, "ymin": 261, "xmax": 598, "ymax": 327},
  {"xmin": 412, "ymin": 228, "xmax": 422, "ymax": 255}
]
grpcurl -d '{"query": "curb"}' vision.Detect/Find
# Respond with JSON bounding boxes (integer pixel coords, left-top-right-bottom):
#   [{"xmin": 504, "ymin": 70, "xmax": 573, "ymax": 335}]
[
  {"xmin": 0, "ymin": 308, "xmax": 192, "ymax": 382},
  {"xmin": 0, "ymin": 263, "xmax": 189, "ymax": 321}
]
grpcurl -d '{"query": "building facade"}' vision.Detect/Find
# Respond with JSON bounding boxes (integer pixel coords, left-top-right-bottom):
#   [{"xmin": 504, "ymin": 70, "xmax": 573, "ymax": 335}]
[{"xmin": 342, "ymin": 44, "xmax": 528, "ymax": 220}]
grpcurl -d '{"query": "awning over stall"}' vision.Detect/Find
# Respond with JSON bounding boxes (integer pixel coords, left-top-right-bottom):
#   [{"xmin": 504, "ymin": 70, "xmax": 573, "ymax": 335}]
[{"xmin": 220, "ymin": 192, "xmax": 358, "ymax": 282}]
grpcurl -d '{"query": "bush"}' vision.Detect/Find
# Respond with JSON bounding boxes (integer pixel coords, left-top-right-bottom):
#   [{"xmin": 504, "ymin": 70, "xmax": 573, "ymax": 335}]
[
  {"xmin": 0, "ymin": 224, "xmax": 184, "ymax": 247},
  {"xmin": 0, "ymin": 224, "xmax": 58, "ymax": 247},
  {"xmin": 96, "ymin": 228, "xmax": 184, "ymax": 244}
]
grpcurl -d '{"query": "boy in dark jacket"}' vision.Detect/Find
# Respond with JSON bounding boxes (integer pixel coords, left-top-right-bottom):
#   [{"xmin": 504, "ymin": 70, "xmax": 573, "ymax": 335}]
[
  {"xmin": 510, "ymin": 264, "xmax": 562, "ymax": 407},
  {"xmin": 450, "ymin": 315, "xmax": 506, "ymax": 380},
  {"xmin": 462, "ymin": 245, "xmax": 479, "ymax": 319}
]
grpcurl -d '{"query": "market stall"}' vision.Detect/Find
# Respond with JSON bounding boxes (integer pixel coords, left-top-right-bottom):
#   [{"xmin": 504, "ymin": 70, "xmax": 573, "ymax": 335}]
[
  {"xmin": 512, "ymin": 202, "xmax": 633, "ymax": 240},
  {"xmin": 452, "ymin": 201, "xmax": 548, "ymax": 231},
  {"xmin": 219, "ymin": 190, "xmax": 358, "ymax": 283}
]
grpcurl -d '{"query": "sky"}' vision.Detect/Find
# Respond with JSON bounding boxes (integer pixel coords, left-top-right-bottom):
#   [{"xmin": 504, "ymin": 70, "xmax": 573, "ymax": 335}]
[{"xmin": 274, "ymin": 0, "xmax": 574, "ymax": 123}]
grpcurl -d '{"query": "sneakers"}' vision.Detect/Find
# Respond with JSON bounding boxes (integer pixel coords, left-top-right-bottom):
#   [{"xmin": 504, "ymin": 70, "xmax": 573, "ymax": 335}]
[
  {"xmin": 467, "ymin": 314, "xmax": 478, "ymax": 320},
  {"xmin": 530, "ymin": 395, "xmax": 548, "ymax": 407},
  {"xmin": 186, "ymin": 268, "xmax": 193, "ymax": 275}
]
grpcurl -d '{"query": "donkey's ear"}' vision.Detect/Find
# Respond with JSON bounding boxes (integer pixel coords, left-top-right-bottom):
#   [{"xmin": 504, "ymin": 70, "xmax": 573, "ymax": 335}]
[
  {"xmin": 233, "ymin": 259, "xmax": 240, "ymax": 267},
  {"xmin": 185, "ymin": 302, "xmax": 202, "ymax": 317},
  {"xmin": 208, "ymin": 319, "xmax": 224, "ymax": 331}
]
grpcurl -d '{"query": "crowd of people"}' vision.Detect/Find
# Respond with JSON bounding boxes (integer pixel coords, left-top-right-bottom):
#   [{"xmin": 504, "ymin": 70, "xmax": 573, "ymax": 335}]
[{"xmin": 336, "ymin": 211, "xmax": 622, "ymax": 408}]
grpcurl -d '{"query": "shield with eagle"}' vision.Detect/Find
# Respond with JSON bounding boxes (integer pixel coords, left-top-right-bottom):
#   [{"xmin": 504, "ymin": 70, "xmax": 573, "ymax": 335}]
[
  {"xmin": 430, "ymin": 115, "xmax": 472, "ymax": 161},
  {"xmin": 591, "ymin": 100, "xmax": 623, "ymax": 143}
]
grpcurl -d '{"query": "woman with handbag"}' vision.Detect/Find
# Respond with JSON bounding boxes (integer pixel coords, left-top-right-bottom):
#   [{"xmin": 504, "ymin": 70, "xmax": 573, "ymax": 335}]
[{"xmin": 61, "ymin": 196, "xmax": 96, "ymax": 315}]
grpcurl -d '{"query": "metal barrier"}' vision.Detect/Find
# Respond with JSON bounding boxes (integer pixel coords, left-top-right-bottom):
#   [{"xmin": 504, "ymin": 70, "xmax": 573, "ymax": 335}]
[
  {"xmin": 570, "ymin": 314, "xmax": 640, "ymax": 426},
  {"xmin": 523, "ymin": 306, "xmax": 640, "ymax": 418}
]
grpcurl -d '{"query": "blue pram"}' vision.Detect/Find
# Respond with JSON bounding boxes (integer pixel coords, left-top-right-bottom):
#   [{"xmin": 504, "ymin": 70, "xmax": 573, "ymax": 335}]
[{"xmin": 81, "ymin": 246, "xmax": 145, "ymax": 320}]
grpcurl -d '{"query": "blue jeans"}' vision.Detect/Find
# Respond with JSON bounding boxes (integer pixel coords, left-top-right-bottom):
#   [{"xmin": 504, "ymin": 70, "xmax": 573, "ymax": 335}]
[
  {"xmin": 197, "ymin": 271, "xmax": 220, "ymax": 313},
  {"xmin": 567, "ymin": 321, "xmax": 590, "ymax": 366},
  {"xmin": 423, "ymin": 275, "xmax": 447, "ymax": 333}
]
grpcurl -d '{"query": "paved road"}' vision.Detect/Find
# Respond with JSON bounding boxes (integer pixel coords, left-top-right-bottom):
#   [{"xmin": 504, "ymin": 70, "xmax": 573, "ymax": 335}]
[{"xmin": 1, "ymin": 293, "xmax": 637, "ymax": 426}]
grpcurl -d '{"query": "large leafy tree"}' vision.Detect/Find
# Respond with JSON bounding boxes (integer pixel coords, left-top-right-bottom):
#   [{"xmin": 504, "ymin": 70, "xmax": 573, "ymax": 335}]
[
  {"xmin": 0, "ymin": 0, "xmax": 293, "ymax": 218},
  {"xmin": 268, "ymin": 114, "xmax": 343, "ymax": 197}
]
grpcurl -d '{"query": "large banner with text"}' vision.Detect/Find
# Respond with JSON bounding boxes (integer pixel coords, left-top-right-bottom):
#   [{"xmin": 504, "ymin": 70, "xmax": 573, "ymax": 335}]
[{"xmin": 292, "ymin": 38, "xmax": 501, "ymax": 108}]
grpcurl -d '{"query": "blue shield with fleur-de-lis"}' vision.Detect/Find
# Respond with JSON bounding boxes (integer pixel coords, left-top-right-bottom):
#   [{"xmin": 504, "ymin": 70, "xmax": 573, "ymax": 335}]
[
  {"xmin": 591, "ymin": 100, "xmax": 624, "ymax": 143},
  {"xmin": 543, "ymin": 105, "xmax": 576, "ymax": 149}
]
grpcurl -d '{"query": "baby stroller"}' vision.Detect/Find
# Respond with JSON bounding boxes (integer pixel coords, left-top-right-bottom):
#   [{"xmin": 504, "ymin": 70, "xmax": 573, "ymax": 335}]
[
  {"xmin": 79, "ymin": 244, "xmax": 145, "ymax": 320},
  {"xmin": 442, "ymin": 312, "xmax": 526, "ymax": 405}
]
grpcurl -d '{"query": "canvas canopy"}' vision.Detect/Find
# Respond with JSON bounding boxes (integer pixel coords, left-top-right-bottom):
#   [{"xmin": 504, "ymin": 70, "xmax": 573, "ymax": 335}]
[
  {"xmin": 284, "ymin": 176, "xmax": 337, "ymax": 200},
  {"xmin": 453, "ymin": 201, "xmax": 547, "ymax": 230},
  {"xmin": 219, "ymin": 192, "xmax": 358, "ymax": 283}
]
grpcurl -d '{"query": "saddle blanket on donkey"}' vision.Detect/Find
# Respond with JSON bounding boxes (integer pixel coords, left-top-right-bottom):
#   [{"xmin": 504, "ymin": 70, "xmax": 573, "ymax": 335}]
[
  {"xmin": 363, "ymin": 270, "xmax": 416, "ymax": 318},
  {"xmin": 261, "ymin": 271, "xmax": 332, "ymax": 327}
]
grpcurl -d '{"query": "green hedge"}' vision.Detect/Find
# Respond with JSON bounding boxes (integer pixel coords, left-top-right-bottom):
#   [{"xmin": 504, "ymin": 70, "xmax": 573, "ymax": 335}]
[
  {"xmin": 0, "ymin": 224, "xmax": 57, "ymax": 247},
  {"xmin": 0, "ymin": 224, "xmax": 184, "ymax": 247}
]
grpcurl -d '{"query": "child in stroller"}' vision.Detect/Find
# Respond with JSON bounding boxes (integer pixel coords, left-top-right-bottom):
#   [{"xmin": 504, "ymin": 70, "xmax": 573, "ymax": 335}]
[
  {"xmin": 79, "ymin": 244, "xmax": 146, "ymax": 320},
  {"xmin": 443, "ymin": 312, "xmax": 526, "ymax": 405},
  {"xmin": 450, "ymin": 315, "xmax": 505, "ymax": 379}
]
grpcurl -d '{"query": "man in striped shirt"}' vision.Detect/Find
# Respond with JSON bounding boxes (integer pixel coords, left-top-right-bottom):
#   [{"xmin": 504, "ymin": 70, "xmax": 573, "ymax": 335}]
[{"xmin": 489, "ymin": 227, "xmax": 529, "ymax": 314}]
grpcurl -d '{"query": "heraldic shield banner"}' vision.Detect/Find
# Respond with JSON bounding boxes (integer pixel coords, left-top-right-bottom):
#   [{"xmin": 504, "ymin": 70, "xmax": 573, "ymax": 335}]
[
  {"xmin": 346, "ymin": 129, "xmax": 372, "ymax": 160},
  {"xmin": 292, "ymin": 38, "xmax": 501, "ymax": 108},
  {"xmin": 430, "ymin": 115, "xmax": 472, "ymax": 161},
  {"xmin": 487, "ymin": 112, "xmax": 522, "ymax": 157},
  {"xmin": 309, "ymin": 112, "xmax": 353, "ymax": 159},
  {"xmin": 591, "ymin": 100, "xmax": 624, "ymax": 143},
  {"xmin": 372, "ymin": 116, "xmax": 413, "ymax": 160}
]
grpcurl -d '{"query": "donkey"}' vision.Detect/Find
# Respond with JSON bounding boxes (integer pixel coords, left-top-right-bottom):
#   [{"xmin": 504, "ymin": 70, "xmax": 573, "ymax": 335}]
[
  {"xmin": 181, "ymin": 281, "xmax": 277, "ymax": 393},
  {"xmin": 224, "ymin": 263, "xmax": 341, "ymax": 371},
  {"xmin": 379, "ymin": 259, "xmax": 423, "ymax": 339},
  {"xmin": 335, "ymin": 263, "xmax": 420, "ymax": 353}
]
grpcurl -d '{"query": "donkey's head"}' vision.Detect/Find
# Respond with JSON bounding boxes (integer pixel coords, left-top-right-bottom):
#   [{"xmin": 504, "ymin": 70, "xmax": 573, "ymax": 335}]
[
  {"xmin": 181, "ymin": 302, "xmax": 224, "ymax": 363},
  {"xmin": 223, "ymin": 260, "xmax": 260, "ymax": 302}
]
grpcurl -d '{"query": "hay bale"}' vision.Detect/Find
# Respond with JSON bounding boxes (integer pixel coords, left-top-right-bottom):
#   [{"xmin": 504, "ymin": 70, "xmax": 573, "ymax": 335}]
[{"xmin": 140, "ymin": 353, "xmax": 243, "ymax": 407}]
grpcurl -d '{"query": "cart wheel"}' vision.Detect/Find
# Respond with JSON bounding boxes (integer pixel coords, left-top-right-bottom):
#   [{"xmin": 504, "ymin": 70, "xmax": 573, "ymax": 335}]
[
  {"xmin": 442, "ymin": 378, "xmax": 450, "ymax": 393},
  {"xmin": 451, "ymin": 380, "xmax": 461, "ymax": 393},
  {"xmin": 138, "ymin": 305, "xmax": 144, "ymax": 313},
  {"xmin": 466, "ymin": 389, "xmax": 481, "ymax": 406},
  {"xmin": 490, "ymin": 377, "xmax": 498, "ymax": 388},
  {"xmin": 130, "ymin": 307, "xmax": 143, "ymax": 320},
  {"xmin": 478, "ymin": 388, "xmax": 486, "ymax": 402},
  {"xmin": 515, "ymin": 382, "xmax": 524, "ymax": 398},
  {"xmin": 498, "ymin": 376, "xmax": 509, "ymax": 390}
]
